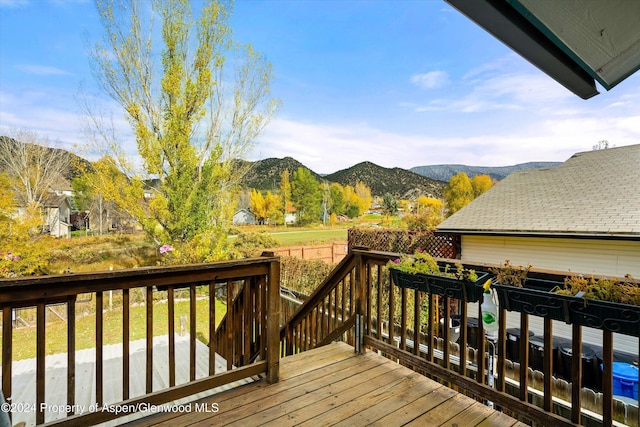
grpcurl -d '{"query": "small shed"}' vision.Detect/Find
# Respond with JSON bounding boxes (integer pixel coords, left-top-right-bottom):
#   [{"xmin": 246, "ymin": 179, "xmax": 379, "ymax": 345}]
[
  {"xmin": 42, "ymin": 193, "xmax": 72, "ymax": 238},
  {"xmin": 232, "ymin": 208, "xmax": 256, "ymax": 225}
]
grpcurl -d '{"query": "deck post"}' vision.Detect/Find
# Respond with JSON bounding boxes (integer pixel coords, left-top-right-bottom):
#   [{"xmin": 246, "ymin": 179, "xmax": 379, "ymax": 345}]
[
  {"xmin": 354, "ymin": 249, "xmax": 366, "ymax": 354},
  {"xmin": 266, "ymin": 254, "xmax": 281, "ymax": 383}
]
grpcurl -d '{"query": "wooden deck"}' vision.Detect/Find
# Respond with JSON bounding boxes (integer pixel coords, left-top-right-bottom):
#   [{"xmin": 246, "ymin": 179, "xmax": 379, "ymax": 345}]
[{"xmin": 130, "ymin": 342, "xmax": 527, "ymax": 427}]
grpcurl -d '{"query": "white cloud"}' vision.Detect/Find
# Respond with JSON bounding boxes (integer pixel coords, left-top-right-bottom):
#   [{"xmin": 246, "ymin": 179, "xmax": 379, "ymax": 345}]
[
  {"xmin": 0, "ymin": 0, "xmax": 28, "ymax": 7},
  {"xmin": 16, "ymin": 64, "xmax": 72, "ymax": 76},
  {"xmin": 253, "ymin": 109, "xmax": 640, "ymax": 175},
  {"xmin": 410, "ymin": 71, "xmax": 450, "ymax": 90},
  {"xmin": 408, "ymin": 70, "xmax": 575, "ymax": 114}
]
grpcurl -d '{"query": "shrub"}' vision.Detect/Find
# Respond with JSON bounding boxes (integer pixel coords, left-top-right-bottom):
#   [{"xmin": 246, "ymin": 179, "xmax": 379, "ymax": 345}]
[
  {"xmin": 280, "ymin": 257, "xmax": 333, "ymax": 296},
  {"xmin": 231, "ymin": 232, "xmax": 279, "ymax": 258}
]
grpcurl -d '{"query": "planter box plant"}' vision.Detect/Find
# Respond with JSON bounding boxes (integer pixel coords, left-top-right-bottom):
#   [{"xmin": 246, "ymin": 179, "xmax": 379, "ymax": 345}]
[
  {"xmin": 493, "ymin": 283, "xmax": 572, "ymax": 322},
  {"xmin": 558, "ymin": 275, "xmax": 640, "ymax": 337},
  {"xmin": 388, "ymin": 250, "xmax": 489, "ymax": 302},
  {"xmin": 490, "ymin": 260, "xmax": 571, "ymax": 322},
  {"xmin": 491, "ymin": 261, "xmax": 640, "ymax": 336}
]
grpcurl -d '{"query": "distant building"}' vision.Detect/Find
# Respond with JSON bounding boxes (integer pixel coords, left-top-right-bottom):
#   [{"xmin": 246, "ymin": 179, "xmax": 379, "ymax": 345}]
[
  {"xmin": 232, "ymin": 208, "xmax": 256, "ymax": 225},
  {"xmin": 41, "ymin": 193, "xmax": 72, "ymax": 238}
]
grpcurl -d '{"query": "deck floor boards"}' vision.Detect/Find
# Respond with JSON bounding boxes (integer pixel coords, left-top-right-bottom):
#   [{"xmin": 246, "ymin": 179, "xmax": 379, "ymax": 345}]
[{"xmin": 131, "ymin": 342, "xmax": 523, "ymax": 426}]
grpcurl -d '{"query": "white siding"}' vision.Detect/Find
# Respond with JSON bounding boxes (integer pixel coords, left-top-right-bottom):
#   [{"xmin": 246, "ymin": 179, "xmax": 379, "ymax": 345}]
[{"xmin": 461, "ymin": 235, "xmax": 640, "ymax": 278}]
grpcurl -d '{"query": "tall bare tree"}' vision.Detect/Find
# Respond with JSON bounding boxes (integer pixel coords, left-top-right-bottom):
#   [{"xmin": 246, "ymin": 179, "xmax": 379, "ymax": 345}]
[
  {"xmin": 0, "ymin": 129, "xmax": 71, "ymax": 207},
  {"xmin": 84, "ymin": 0, "xmax": 279, "ymax": 260}
]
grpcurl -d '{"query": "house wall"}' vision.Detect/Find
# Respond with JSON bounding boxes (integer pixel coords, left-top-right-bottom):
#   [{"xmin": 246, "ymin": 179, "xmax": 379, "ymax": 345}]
[
  {"xmin": 460, "ymin": 235, "xmax": 640, "ymax": 277},
  {"xmin": 461, "ymin": 235, "xmax": 640, "ymax": 358},
  {"xmin": 232, "ymin": 210, "xmax": 256, "ymax": 225}
]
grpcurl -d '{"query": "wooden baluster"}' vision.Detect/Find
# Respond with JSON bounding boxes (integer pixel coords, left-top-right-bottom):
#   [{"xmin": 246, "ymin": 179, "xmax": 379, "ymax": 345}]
[
  {"xmin": 2, "ymin": 307, "xmax": 12, "ymax": 415},
  {"xmin": 478, "ymin": 300, "xmax": 485, "ymax": 385},
  {"xmin": 67, "ymin": 296, "xmax": 76, "ymax": 416},
  {"xmin": 519, "ymin": 314, "xmax": 529, "ymax": 401},
  {"xmin": 146, "ymin": 286, "xmax": 153, "ymax": 394},
  {"xmin": 350, "ymin": 270, "xmax": 355, "ymax": 316},
  {"xmin": 366, "ymin": 265, "xmax": 373, "ymax": 338},
  {"xmin": 260, "ymin": 277, "xmax": 267, "ymax": 360},
  {"xmin": 388, "ymin": 274, "xmax": 395, "ymax": 348},
  {"xmin": 571, "ymin": 324, "xmax": 582, "ymax": 424},
  {"xmin": 209, "ymin": 282, "xmax": 216, "ymax": 376},
  {"xmin": 427, "ymin": 294, "xmax": 435, "ymax": 362},
  {"xmin": 122, "ymin": 289, "xmax": 130, "ymax": 400},
  {"xmin": 377, "ymin": 266, "xmax": 383, "ymax": 340},
  {"xmin": 243, "ymin": 279, "xmax": 252, "ymax": 366},
  {"xmin": 413, "ymin": 290, "xmax": 420, "ymax": 356},
  {"xmin": 266, "ymin": 257, "xmax": 280, "ymax": 384},
  {"xmin": 460, "ymin": 299, "xmax": 468, "ymax": 378},
  {"xmin": 168, "ymin": 286, "xmax": 175, "ymax": 387},
  {"xmin": 543, "ymin": 318, "xmax": 553, "ymax": 411},
  {"xmin": 495, "ymin": 306, "xmax": 505, "ymax": 392},
  {"xmin": 96, "ymin": 292, "xmax": 103, "ymax": 407},
  {"xmin": 601, "ymin": 331, "xmax": 613, "ymax": 427},
  {"xmin": 36, "ymin": 302, "xmax": 45, "ymax": 425},
  {"xmin": 342, "ymin": 278, "xmax": 347, "ymax": 327},
  {"xmin": 311, "ymin": 307, "xmax": 319, "ymax": 347},
  {"xmin": 400, "ymin": 287, "xmax": 407, "ymax": 351},
  {"xmin": 190, "ymin": 284, "xmax": 196, "ymax": 380},
  {"xmin": 328, "ymin": 289, "xmax": 333, "ymax": 335},
  {"xmin": 443, "ymin": 296, "xmax": 450, "ymax": 370},
  {"xmin": 226, "ymin": 280, "xmax": 233, "ymax": 371},
  {"xmin": 307, "ymin": 315, "xmax": 312, "ymax": 350}
]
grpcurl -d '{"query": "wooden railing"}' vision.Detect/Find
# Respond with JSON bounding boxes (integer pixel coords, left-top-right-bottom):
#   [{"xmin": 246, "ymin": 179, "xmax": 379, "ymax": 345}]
[
  {"xmin": 280, "ymin": 248, "xmax": 640, "ymax": 427},
  {"xmin": 279, "ymin": 251, "xmax": 359, "ymax": 356},
  {"xmin": 0, "ymin": 255, "xmax": 280, "ymax": 426}
]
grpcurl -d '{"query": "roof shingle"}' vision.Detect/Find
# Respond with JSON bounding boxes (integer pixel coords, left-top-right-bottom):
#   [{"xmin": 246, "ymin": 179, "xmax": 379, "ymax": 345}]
[{"xmin": 437, "ymin": 144, "xmax": 640, "ymax": 236}]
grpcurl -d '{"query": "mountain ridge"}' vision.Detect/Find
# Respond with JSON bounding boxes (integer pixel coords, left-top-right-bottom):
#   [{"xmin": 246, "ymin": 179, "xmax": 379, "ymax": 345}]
[
  {"xmin": 0, "ymin": 136, "xmax": 559, "ymax": 199},
  {"xmin": 241, "ymin": 158, "xmax": 560, "ymax": 199},
  {"xmin": 410, "ymin": 162, "xmax": 561, "ymax": 182}
]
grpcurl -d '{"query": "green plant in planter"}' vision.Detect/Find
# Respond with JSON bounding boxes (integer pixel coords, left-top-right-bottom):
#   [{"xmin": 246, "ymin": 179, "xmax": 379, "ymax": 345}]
[
  {"xmin": 556, "ymin": 274, "xmax": 640, "ymax": 305},
  {"xmin": 387, "ymin": 250, "xmax": 440, "ymax": 275},
  {"xmin": 557, "ymin": 274, "xmax": 640, "ymax": 336},
  {"xmin": 489, "ymin": 260, "xmax": 531, "ymax": 287},
  {"xmin": 387, "ymin": 249, "xmax": 478, "ymax": 281},
  {"xmin": 489, "ymin": 260, "xmax": 572, "ymax": 322}
]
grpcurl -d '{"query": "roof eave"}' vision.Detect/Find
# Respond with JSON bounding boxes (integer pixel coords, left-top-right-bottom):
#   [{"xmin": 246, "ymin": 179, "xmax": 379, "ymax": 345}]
[
  {"xmin": 436, "ymin": 229, "xmax": 640, "ymax": 241},
  {"xmin": 445, "ymin": 0, "xmax": 599, "ymax": 99}
]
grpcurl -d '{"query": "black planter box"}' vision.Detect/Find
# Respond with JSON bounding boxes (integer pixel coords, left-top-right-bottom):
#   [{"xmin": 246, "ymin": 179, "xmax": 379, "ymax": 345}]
[
  {"xmin": 567, "ymin": 298, "xmax": 640, "ymax": 337},
  {"xmin": 389, "ymin": 269, "xmax": 429, "ymax": 292},
  {"xmin": 390, "ymin": 268, "xmax": 489, "ymax": 302},
  {"xmin": 493, "ymin": 284, "xmax": 572, "ymax": 323}
]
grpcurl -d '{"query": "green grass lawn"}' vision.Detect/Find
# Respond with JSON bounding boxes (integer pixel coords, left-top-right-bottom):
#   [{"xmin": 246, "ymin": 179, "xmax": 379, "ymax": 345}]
[
  {"xmin": 6, "ymin": 298, "xmax": 227, "ymax": 361},
  {"xmin": 268, "ymin": 228, "xmax": 348, "ymax": 246}
]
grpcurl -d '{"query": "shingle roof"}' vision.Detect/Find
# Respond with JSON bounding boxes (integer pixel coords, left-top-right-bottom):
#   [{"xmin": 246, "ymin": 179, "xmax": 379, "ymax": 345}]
[
  {"xmin": 437, "ymin": 144, "xmax": 640, "ymax": 237},
  {"xmin": 42, "ymin": 193, "xmax": 70, "ymax": 208}
]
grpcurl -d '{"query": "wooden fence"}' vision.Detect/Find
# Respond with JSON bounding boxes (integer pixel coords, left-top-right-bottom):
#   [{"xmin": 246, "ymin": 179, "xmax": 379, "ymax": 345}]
[{"xmin": 268, "ymin": 242, "xmax": 347, "ymax": 264}]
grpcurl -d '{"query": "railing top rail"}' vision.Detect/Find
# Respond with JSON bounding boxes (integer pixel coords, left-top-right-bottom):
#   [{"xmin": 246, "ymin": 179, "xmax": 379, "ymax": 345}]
[{"xmin": 0, "ymin": 255, "xmax": 278, "ymax": 306}]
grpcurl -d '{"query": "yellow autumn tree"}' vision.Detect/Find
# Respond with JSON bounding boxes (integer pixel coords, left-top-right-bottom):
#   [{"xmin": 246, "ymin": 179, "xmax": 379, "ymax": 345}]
[
  {"xmin": 471, "ymin": 174, "xmax": 494, "ymax": 197},
  {"xmin": 84, "ymin": 0, "xmax": 279, "ymax": 261},
  {"xmin": 405, "ymin": 196, "xmax": 444, "ymax": 229},
  {"xmin": 250, "ymin": 189, "xmax": 281, "ymax": 225},
  {"xmin": 444, "ymin": 172, "xmax": 474, "ymax": 216}
]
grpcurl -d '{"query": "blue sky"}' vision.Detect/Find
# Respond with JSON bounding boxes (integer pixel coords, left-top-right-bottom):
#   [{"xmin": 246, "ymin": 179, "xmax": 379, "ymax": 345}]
[{"xmin": 1, "ymin": 0, "xmax": 639, "ymax": 175}]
